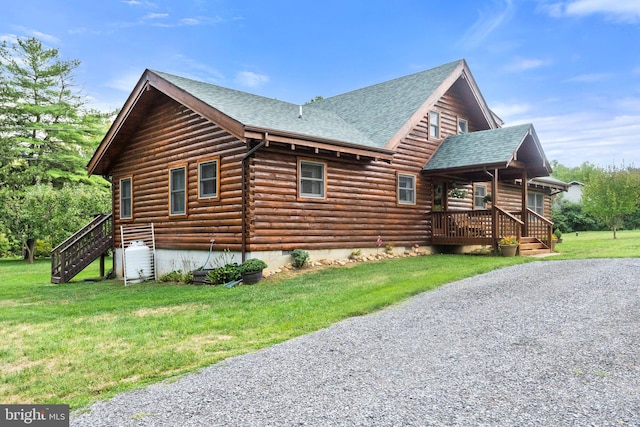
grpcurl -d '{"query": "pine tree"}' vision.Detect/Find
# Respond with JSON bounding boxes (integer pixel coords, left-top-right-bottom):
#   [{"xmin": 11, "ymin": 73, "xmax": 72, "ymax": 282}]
[{"xmin": 0, "ymin": 37, "xmax": 109, "ymax": 189}]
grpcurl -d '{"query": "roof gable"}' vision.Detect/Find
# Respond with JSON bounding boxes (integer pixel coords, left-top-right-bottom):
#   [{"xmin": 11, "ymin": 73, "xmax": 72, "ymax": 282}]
[
  {"xmin": 423, "ymin": 124, "xmax": 551, "ymax": 179},
  {"xmin": 307, "ymin": 60, "xmax": 466, "ymax": 148}
]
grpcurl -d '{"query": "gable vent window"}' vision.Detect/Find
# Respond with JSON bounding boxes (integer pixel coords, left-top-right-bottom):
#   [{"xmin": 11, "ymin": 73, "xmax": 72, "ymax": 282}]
[
  {"xmin": 169, "ymin": 165, "xmax": 187, "ymax": 216},
  {"xmin": 429, "ymin": 111, "xmax": 440, "ymax": 139},
  {"xmin": 458, "ymin": 118, "xmax": 468, "ymax": 134},
  {"xmin": 299, "ymin": 160, "xmax": 326, "ymax": 198}
]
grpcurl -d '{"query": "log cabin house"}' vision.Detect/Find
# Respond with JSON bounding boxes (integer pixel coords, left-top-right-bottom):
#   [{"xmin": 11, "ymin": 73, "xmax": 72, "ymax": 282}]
[{"xmin": 52, "ymin": 59, "xmax": 568, "ymax": 283}]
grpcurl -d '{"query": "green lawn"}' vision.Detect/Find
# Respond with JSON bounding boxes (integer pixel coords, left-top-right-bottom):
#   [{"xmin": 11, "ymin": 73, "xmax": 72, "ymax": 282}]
[
  {"xmin": 0, "ymin": 230, "xmax": 638, "ymax": 409},
  {"xmin": 552, "ymin": 229, "xmax": 640, "ymax": 259}
]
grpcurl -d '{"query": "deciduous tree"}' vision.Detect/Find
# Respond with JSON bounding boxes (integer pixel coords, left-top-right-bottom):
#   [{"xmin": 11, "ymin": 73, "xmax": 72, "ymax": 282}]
[{"xmin": 582, "ymin": 164, "xmax": 640, "ymax": 239}]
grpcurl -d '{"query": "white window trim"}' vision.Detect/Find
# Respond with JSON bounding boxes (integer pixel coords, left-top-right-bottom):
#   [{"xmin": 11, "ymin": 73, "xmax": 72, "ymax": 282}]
[
  {"xmin": 528, "ymin": 192, "xmax": 544, "ymax": 215},
  {"xmin": 119, "ymin": 177, "xmax": 133, "ymax": 220},
  {"xmin": 169, "ymin": 165, "xmax": 187, "ymax": 217},
  {"xmin": 398, "ymin": 173, "xmax": 416, "ymax": 205},
  {"xmin": 458, "ymin": 118, "xmax": 468, "ymax": 134},
  {"xmin": 474, "ymin": 184, "xmax": 487, "ymax": 209},
  {"xmin": 429, "ymin": 111, "xmax": 440, "ymax": 139},
  {"xmin": 198, "ymin": 157, "xmax": 220, "ymax": 200},
  {"xmin": 299, "ymin": 159, "xmax": 326, "ymax": 199}
]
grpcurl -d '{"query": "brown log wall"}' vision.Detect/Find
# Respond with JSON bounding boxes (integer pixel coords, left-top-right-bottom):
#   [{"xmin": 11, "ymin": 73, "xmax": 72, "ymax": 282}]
[{"xmin": 111, "ymin": 95, "xmax": 246, "ymax": 251}]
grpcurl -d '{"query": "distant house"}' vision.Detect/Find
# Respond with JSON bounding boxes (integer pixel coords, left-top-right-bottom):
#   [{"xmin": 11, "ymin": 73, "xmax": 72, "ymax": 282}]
[
  {"xmin": 54, "ymin": 59, "xmax": 567, "ymax": 282},
  {"xmin": 564, "ymin": 181, "xmax": 585, "ymax": 203}
]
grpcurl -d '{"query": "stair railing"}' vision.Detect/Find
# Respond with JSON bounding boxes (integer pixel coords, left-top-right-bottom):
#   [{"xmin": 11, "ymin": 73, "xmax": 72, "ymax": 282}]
[{"xmin": 51, "ymin": 214, "xmax": 113, "ymax": 284}]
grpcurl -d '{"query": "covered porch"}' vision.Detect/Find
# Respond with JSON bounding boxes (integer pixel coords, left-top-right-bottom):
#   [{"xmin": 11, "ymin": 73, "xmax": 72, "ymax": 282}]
[{"xmin": 423, "ymin": 124, "xmax": 566, "ymax": 254}]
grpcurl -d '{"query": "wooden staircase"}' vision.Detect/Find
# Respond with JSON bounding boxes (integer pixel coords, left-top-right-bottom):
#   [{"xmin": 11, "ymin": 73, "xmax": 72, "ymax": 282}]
[
  {"xmin": 51, "ymin": 214, "xmax": 113, "ymax": 284},
  {"xmin": 519, "ymin": 236, "xmax": 551, "ymax": 256}
]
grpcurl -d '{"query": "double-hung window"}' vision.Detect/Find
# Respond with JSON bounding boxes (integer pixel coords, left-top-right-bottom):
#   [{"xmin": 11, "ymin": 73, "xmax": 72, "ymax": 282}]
[
  {"xmin": 169, "ymin": 165, "xmax": 187, "ymax": 216},
  {"xmin": 398, "ymin": 174, "xmax": 416, "ymax": 205},
  {"xmin": 528, "ymin": 193, "xmax": 544, "ymax": 215},
  {"xmin": 474, "ymin": 184, "xmax": 487, "ymax": 209},
  {"xmin": 299, "ymin": 160, "xmax": 325, "ymax": 199},
  {"xmin": 120, "ymin": 177, "xmax": 132, "ymax": 219},
  {"xmin": 198, "ymin": 158, "xmax": 219, "ymax": 199},
  {"xmin": 429, "ymin": 111, "xmax": 440, "ymax": 139}
]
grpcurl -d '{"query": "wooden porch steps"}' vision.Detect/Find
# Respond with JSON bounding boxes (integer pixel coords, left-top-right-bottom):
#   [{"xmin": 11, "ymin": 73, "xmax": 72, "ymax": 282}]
[{"xmin": 519, "ymin": 237, "xmax": 551, "ymax": 256}]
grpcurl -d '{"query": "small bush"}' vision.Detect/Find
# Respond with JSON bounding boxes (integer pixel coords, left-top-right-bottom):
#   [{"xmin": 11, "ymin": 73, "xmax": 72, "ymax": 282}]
[
  {"xmin": 240, "ymin": 258, "xmax": 267, "ymax": 274},
  {"xmin": 207, "ymin": 263, "xmax": 241, "ymax": 285},
  {"xmin": 159, "ymin": 270, "xmax": 191, "ymax": 284},
  {"xmin": 291, "ymin": 249, "xmax": 309, "ymax": 268}
]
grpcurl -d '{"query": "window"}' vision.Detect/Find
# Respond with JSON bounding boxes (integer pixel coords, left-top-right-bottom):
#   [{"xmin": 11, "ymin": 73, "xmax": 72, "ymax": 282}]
[
  {"xmin": 299, "ymin": 160, "xmax": 325, "ymax": 198},
  {"xmin": 528, "ymin": 192, "xmax": 544, "ymax": 215},
  {"xmin": 474, "ymin": 184, "xmax": 487, "ymax": 209},
  {"xmin": 120, "ymin": 177, "xmax": 132, "ymax": 219},
  {"xmin": 198, "ymin": 158, "xmax": 219, "ymax": 199},
  {"xmin": 398, "ymin": 174, "xmax": 416, "ymax": 205},
  {"xmin": 458, "ymin": 118, "xmax": 468, "ymax": 134},
  {"xmin": 429, "ymin": 111, "xmax": 440, "ymax": 139},
  {"xmin": 169, "ymin": 166, "xmax": 187, "ymax": 216}
]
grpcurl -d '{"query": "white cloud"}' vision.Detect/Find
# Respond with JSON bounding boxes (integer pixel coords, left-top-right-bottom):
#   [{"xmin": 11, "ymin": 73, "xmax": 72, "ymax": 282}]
[
  {"xmin": 235, "ymin": 71, "xmax": 269, "ymax": 88},
  {"xmin": 491, "ymin": 102, "xmax": 532, "ymax": 119},
  {"xmin": 565, "ymin": 72, "xmax": 612, "ymax": 83},
  {"xmin": 142, "ymin": 13, "xmax": 169, "ymax": 20},
  {"xmin": 546, "ymin": 0, "xmax": 640, "ymax": 23},
  {"xmin": 504, "ymin": 57, "xmax": 552, "ymax": 72},
  {"xmin": 458, "ymin": 0, "xmax": 515, "ymax": 48},
  {"xmin": 507, "ymin": 111, "xmax": 640, "ymax": 166}
]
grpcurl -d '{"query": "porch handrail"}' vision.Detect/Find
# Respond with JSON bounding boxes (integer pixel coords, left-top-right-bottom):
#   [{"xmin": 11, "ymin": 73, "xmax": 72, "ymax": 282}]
[
  {"xmin": 51, "ymin": 213, "xmax": 113, "ymax": 284},
  {"xmin": 495, "ymin": 206, "xmax": 523, "ymax": 243},
  {"xmin": 526, "ymin": 208, "xmax": 553, "ymax": 245}
]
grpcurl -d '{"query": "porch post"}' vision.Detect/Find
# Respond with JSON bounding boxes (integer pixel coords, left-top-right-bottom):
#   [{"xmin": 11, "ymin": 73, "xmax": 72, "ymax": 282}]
[
  {"xmin": 491, "ymin": 168, "xmax": 499, "ymax": 253},
  {"xmin": 521, "ymin": 169, "xmax": 528, "ymax": 237}
]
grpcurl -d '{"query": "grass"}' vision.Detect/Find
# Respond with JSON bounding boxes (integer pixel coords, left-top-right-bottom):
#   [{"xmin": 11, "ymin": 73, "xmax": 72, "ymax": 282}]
[
  {"xmin": 552, "ymin": 229, "xmax": 640, "ymax": 259},
  {"xmin": 0, "ymin": 229, "xmax": 638, "ymax": 409}
]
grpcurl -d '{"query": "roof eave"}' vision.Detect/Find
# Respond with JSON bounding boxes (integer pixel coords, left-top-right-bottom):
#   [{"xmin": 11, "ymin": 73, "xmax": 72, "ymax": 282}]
[{"xmin": 245, "ymin": 126, "xmax": 395, "ymax": 161}]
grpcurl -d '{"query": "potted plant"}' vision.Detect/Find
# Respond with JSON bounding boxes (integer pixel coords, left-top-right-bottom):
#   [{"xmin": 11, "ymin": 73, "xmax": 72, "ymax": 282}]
[
  {"xmin": 498, "ymin": 235, "xmax": 518, "ymax": 257},
  {"xmin": 240, "ymin": 258, "xmax": 267, "ymax": 285}
]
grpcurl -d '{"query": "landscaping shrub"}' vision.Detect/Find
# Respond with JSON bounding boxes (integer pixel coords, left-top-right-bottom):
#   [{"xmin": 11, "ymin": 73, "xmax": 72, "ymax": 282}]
[
  {"xmin": 207, "ymin": 263, "xmax": 241, "ymax": 285},
  {"xmin": 291, "ymin": 249, "xmax": 309, "ymax": 268}
]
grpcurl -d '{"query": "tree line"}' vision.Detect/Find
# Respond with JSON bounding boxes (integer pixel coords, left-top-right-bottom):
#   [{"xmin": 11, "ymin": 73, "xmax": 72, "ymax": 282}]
[
  {"xmin": 551, "ymin": 161, "xmax": 640, "ymax": 239},
  {"xmin": 0, "ymin": 37, "xmax": 111, "ymax": 262}
]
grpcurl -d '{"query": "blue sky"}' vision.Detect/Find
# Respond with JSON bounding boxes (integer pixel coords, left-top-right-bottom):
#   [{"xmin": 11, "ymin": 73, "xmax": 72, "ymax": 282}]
[{"xmin": 2, "ymin": 0, "xmax": 639, "ymax": 168}]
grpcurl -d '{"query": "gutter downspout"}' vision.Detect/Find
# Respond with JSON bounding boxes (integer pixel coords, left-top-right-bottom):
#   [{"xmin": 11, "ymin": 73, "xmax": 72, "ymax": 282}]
[{"xmin": 241, "ymin": 138, "xmax": 267, "ymax": 262}]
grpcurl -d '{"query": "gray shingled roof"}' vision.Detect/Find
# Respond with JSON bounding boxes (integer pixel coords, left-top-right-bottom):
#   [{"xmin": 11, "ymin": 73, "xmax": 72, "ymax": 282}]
[
  {"xmin": 309, "ymin": 61, "xmax": 462, "ymax": 148},
  {"xmin": 423, "ymin": 124, "xmax": 534, "ymax": 171},
  {"xmin": 153, "ymin": 60, "xmax": 463, "ymax": 149}
]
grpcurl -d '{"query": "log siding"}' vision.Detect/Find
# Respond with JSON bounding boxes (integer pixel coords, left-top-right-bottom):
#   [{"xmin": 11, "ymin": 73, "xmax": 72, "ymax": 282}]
[{"xmin": 111, "ymin": 94, "xmax": 246, "ymax": 251}]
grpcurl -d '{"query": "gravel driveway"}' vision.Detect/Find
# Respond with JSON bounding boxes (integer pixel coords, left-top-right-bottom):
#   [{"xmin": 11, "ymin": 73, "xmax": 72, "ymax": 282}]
[{"xmin": 72, "ymin": 259, "xmax": 640, "ymax": 426}]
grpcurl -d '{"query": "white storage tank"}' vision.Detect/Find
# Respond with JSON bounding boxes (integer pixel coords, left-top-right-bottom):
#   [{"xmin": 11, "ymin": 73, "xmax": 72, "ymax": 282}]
[{"xmin": 124, "ymin": 241, "xmax": 153, "ymax": 283}]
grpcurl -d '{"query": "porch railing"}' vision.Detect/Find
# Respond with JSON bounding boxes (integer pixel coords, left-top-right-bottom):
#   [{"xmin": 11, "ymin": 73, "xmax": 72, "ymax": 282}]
[
  {"xmin": 430, "ymin": 210, "xmax": 494, "ymax": 245},
  {"xmin": 513, "ymin": 209, "xmax": 554, "ymax": 245},
  {"xmin": 495, "ymin": 206, "xmax": 524, "ymax": 241}
]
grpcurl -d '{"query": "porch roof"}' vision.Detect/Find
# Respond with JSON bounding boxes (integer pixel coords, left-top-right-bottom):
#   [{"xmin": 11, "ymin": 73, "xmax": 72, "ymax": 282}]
[{"xmin": 422, "ymin": 124, "xmax": 551, "ymax": 181}]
